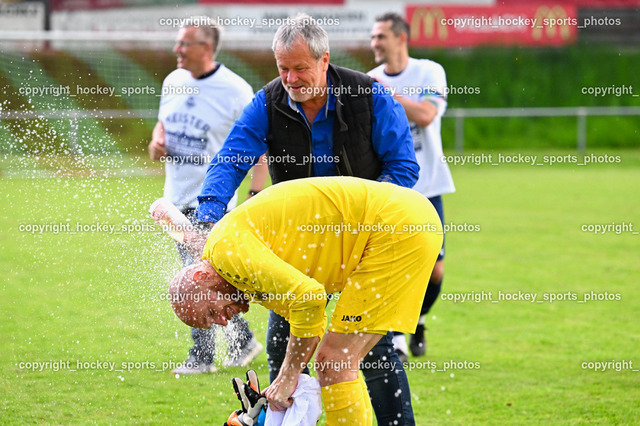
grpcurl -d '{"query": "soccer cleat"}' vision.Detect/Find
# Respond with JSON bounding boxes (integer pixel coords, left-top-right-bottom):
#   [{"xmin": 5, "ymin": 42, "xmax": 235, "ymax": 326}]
[
  {"xmin": 395, "ymin": 348, "xmax": 409, "ymax": 365},
  {"xmin": 409, "ymin": 325, "xmax": 427, "ymax": 357},
  {"xmin": 224, "ymin": 338, "xmax": 263, "ymax": 368},
  {"xmin": 170, "ymin": 356, "xmax": 217, "ymax": 374}
]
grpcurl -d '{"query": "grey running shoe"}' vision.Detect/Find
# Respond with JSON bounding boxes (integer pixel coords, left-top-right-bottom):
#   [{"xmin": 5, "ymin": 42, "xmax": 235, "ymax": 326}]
[{"xmin": 395, "ymin": 348, "xmax": 409, "ymax": 365}]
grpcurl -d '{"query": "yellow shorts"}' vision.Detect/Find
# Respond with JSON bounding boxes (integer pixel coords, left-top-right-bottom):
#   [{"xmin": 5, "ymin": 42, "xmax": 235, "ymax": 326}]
[{"xmin": 328, "ymin": 189, "xmax": 443, "ymax": 335}]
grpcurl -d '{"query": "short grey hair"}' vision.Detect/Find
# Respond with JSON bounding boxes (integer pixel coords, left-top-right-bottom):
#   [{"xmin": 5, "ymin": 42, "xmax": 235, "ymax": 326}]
[
  {"xmin": 182, "ymin": 16, "xmax": 221, "ymax": 55},
  {"xmin": 271, "ymin": 13, "xmax": 329, "ymax": 60}
]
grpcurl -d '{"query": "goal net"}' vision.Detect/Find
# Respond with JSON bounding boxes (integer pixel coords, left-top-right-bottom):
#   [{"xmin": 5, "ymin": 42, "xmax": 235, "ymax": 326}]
[{"xmin": 0, "ymin": 31, "xmax": 372, "ymax": 157}]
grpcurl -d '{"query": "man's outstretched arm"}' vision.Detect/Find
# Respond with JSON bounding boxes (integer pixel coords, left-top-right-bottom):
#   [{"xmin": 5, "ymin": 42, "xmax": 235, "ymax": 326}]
[{"xmin": 197, "ymin": 90, "xmax": 270, "ymax": 223}]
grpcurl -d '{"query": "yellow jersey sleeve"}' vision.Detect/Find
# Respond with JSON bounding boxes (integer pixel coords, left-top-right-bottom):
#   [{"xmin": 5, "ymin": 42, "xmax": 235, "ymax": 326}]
[{"xmin": 204, "ymin": 220, "xmax": 328, "ymax": 339}]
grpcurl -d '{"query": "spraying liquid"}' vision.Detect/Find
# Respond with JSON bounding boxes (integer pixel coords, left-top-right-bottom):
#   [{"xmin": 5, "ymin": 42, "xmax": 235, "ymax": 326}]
[{"xmin": 148, "ymin": 198, "xmax": 192, "ymax": 244}]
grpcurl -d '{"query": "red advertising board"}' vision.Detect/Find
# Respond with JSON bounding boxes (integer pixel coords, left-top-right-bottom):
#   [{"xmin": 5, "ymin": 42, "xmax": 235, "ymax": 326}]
[{"xmin": 407, "ymin": 4, "xmax": 579, "ymax": 47}]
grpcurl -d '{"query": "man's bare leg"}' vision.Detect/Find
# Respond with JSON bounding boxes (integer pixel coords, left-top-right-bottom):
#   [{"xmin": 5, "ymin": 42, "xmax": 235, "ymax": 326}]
[{"xmin": 316, "ymin": 331, "xmax": 382, "ymax": 425}]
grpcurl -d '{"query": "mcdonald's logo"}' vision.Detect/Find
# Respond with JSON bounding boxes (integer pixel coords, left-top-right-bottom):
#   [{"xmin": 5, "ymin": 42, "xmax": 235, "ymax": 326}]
[
  {"xmin": 532, "ymin": 5, "xmax": 572, "ymax": 40},
  {"xmin": 410, "ymin": 7, "xmax": 447, "ymax": 41}
]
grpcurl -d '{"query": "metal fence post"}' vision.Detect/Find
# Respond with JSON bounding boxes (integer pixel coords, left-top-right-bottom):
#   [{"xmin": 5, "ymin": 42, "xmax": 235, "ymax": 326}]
[
  {"xmin": 577, "ymin": 107, "xmax": 587, "ymax": 154},
  {"xmin": 455, "ymin": 112, "xmax": 465, "ymax": 154}
]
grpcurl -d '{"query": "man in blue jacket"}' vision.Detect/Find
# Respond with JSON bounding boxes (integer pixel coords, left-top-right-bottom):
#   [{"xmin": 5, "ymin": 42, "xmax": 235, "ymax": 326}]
[{"xmin": 197, "ymin": 13, "xmax": 420, "ymax": 425}]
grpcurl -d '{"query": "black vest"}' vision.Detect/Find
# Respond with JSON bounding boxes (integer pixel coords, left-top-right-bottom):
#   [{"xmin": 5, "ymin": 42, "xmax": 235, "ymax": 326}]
[{"xmin": 263, "ymin": 64, "xmax": 382, "ymax": 184}]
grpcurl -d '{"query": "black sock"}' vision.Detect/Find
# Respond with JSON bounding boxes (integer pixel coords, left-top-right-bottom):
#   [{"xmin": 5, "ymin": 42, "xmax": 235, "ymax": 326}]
[{"xmin": 421, "ymin": 277, "xmax": 443, "ymax": 316}]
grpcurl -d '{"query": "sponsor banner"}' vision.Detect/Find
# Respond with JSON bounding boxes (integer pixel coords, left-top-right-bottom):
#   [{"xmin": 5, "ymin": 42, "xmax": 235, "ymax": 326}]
[
  {"xmin": 0, "ymin": 0, "xmax": 45, "ymax": 30},
  {"xmin": 407, "ymin": 4, "xmax": 578, "ymax": 47},
  {"xmin": 50, "ymin": 2, "xmax": 387, "ymax": 36},
  {"xmin": 220, "ymin": 5, "xmax": 388, "ymax": 36}
]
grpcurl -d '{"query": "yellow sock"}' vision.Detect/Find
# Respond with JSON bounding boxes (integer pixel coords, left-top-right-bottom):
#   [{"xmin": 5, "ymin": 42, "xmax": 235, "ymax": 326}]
[
  {"xmin": 359, "ymin": 372, "xmax": 373, "ymax": 424},
  {"xmin": 321, "ymin": 375, "xmax": 373, "ymax": 425}
]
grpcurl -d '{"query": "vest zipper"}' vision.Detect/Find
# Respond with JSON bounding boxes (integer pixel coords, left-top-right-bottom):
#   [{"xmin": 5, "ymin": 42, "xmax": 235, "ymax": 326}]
[
  {"xmin": 341, "ymin": 145, "xmax": 354, "ymax": 176},
  {"xmin": 274, "ymin": 104, "xmax": 314, "ymax": 176}
]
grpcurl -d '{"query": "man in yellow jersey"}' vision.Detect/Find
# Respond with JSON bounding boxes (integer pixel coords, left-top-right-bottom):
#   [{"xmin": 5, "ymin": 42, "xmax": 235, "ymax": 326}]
[{"xmin": 168, "ymin": 177, "xmax": 443, "ymax": 424}]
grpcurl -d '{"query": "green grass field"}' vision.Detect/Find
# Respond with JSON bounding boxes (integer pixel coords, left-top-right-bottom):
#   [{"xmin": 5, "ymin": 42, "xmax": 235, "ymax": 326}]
[{"xmin": 1, "ymin": 150, "xmax": 639, "ymax": 424}]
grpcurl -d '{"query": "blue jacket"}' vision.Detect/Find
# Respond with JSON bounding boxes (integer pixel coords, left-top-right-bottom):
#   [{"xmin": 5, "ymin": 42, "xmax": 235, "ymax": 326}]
[{"xmin": 197, "ymin": 73, "xmax": 419, "ymax": 223}]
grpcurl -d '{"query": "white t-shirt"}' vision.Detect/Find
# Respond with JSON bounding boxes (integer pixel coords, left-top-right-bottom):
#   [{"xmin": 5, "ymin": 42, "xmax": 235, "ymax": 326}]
[
  {"xmin": 158, "ymin": 65, "xmax": 253, "ymax": 210},
  {"xmin": 369, "ymin": 58, "xmax": 455, "ymax": 198}
]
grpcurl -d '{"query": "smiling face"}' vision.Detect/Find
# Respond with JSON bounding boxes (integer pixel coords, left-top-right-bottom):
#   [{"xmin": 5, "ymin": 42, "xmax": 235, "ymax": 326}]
[
  {"xmin": 370, "ymin": 20, "xmax": 402, "ymax": 65},
  {"xmin": 169, "ymin": 261, "xmax": 249, "ymax": 328},
  {"xmin": 274, "ymin": 37, "xmax": 329, "ymax": 104},
  {"xmin": 173, "ymin": 26, "xmax": 211, "ymax": 76}
]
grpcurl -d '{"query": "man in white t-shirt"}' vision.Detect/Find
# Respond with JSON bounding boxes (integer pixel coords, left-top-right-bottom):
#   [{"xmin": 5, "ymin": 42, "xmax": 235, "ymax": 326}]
[
  {"xmin": 149, "ymin": 19, "xmax": 267, "ymax": 374},
  {"xmin": 369, "ymin": 12, "xmax": 455, "ymax": 360}
]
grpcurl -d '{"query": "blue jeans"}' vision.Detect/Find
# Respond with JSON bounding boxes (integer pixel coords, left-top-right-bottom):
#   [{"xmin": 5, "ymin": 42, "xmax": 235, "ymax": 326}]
[
  {"xmin": 178, "ymin": 209, "xmax": 253, "ymax": 363},
  {"xmin": 189, "ymin": 316, "xmax": 252, "ymax": 365},
  {"xmin": 266, "ymin": 311, "xmax": 415, "ymax": 425}
]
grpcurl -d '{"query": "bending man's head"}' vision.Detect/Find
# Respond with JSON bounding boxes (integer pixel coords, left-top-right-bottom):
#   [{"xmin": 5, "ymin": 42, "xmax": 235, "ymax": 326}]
[{"xmin": 168, "ymin": 260, "xmax": 249, "ymax": 328}]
